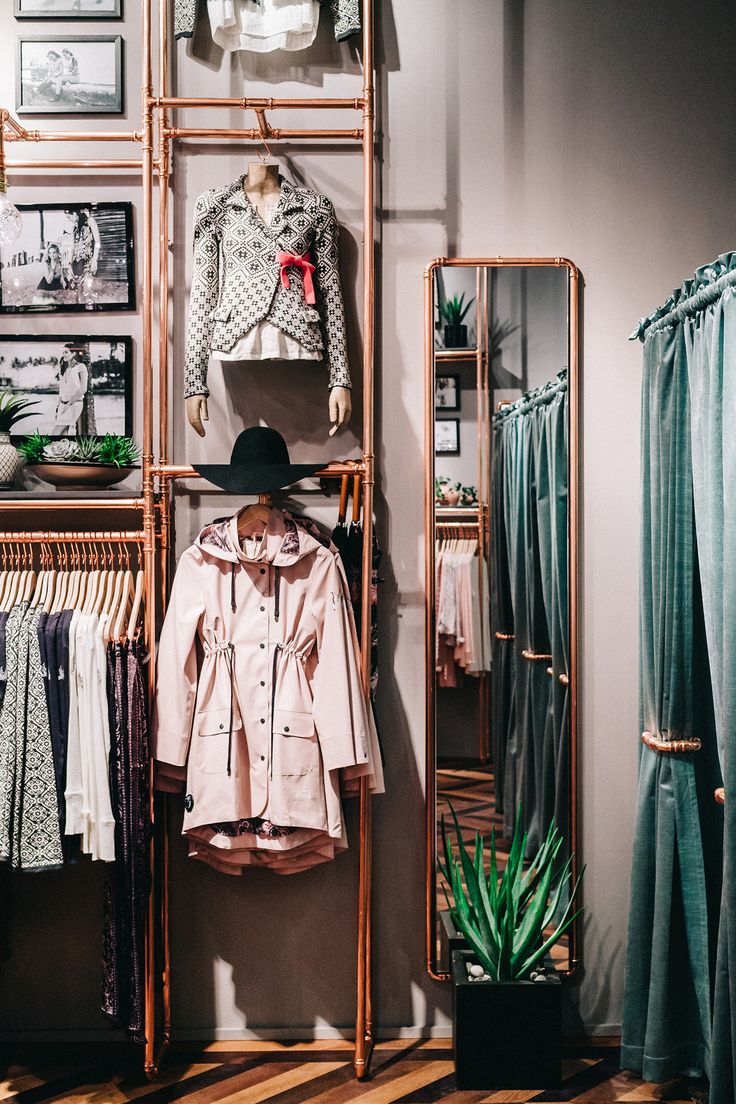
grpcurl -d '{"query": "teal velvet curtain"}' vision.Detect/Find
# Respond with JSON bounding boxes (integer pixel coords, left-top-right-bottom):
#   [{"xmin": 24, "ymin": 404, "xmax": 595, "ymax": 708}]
[
  {"xmin": 491, "ymin": 373, "xmax": 568, "ymax": 852},
  {"xmin": 490, "ymin": 422, "xmax": 515, "ymax": 815},
  {"xmin": 623, "ymin": 255, "xmax": 732, "ymax": 1088}
]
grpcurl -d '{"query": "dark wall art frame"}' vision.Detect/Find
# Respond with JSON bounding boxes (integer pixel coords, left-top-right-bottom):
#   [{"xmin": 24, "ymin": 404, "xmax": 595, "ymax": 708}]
[
  {"xmin": 435, "ymin": 417, "xmax": 460, "ymax": 455},
  {"xmin": 14, "ymin": 0, "xmax": 123, "ymax": 17},
  {"xmin": 15, "ymin": 34, "xmax": 123, "ymax": 115},
  {"xmin": 0, "ymin": 201, "xmax": 136, "ymax": 314},
  {"xmin": 435, "ymin": 373, "xmax": 460, "ymax": 412},
  {"xmin": 0, "ymin": 333, "xmax": 133, "ymax": 441}
]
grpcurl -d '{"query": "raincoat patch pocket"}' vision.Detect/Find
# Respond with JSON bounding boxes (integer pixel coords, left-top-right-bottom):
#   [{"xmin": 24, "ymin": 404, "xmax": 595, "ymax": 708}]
[
  {"xmin": 195, "ymin": 706, "xmax": 242, "ymax": 775},
  {"xmin": 272, "ymin": 709, "xmax": 318, "ymax": 778}
]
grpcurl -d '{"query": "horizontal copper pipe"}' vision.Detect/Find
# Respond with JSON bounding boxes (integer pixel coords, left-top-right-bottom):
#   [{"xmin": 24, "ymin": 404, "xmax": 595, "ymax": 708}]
[
  {"xmin": 0, "ymin": 498, "xmax": 144, "ymax": 509},
  {"xmin": 494, "ymin": 631, "xmax": 515, "ymax": 641},
  {"xmin": 522, "ymin": 648, "xmax": 553, "ymax": 662},
  {"xmin": 715, "ymin": 787, "xmax": 725, "ymax": 805},
  {"xmin": 426, "ymin": 256, "xmax": 581, "ymax": 278},
  {"xmin": 5, "ymin": 130, "xmax": 141, "ymax": 143},
  {"xmin": 153, "ymin": 461, "xmax": 365, "ymax": 481},
  {"xmin": 0, "ymin": 529, "xmax": 145, "ymax": 542},
  {"xmin": 6, "ymin": 159, "xmax": 146, "ymax": 169},
  {"xmin": 155, "ymin": 96, "xmax": 363, "ymax": 110},
  {"xmin": 166, "ymin": 127, "xmax": 362, "ymax": 141},
  {"xmin": 642, "ymin": 730, "xmax": 702, "ymax": 754}
]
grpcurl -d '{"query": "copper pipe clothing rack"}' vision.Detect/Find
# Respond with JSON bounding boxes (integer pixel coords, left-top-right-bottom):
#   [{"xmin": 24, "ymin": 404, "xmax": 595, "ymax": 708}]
[{"xmin": 0, "ymin": 0, "xmax": 377, "ymax": 1081}]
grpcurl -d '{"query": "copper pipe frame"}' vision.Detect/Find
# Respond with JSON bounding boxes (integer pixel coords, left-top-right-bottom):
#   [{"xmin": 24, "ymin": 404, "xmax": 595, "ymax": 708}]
[
  {"xmin": 641, "ymin": 731, "xmax": 703, "ymax": 754},
  {"xmin": 424, "ymin": 257, "xmax": 582, "ymax": 982},
  {"xmin": 494, "ymin": 631, "xmax": 515, "ymax": 641},
  {"xmin": 155, "ymin": 95, "xmax": 363, "ymax": 109},
  {"xmin": 521, "ymin": 648, "xmax": 553, "ymax": 662},
  {"xmin": 0, "ymin": 498, "xmax": 144, "ymax": 509},
  {"xmin": 165, "ymin": 127, "xmax": 362, "ymax": 141},
  {"xmin": 0, "ymin": 530, "xmax": 145, "ymax": 542}
]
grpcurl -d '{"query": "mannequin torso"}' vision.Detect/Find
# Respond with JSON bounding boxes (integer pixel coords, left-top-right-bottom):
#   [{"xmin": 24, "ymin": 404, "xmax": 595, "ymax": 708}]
[{"xmin": 185, "ymin": 163, "xmax": 351, "ymax": 438}]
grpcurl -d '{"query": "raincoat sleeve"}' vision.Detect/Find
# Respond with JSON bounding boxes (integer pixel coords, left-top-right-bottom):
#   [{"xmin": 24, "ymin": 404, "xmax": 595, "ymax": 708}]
[
  {"xmin": 310, "ymin": 551, "xmax": 370, "ymax": 772},
  {"xmin": 153, "ymin": 549, "xmax": 204, "ymax": 768}
]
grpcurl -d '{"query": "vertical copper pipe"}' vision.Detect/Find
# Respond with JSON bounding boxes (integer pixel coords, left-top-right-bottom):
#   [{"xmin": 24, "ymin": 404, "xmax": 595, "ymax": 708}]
[
  {"xmin": 140, "ymin": 0, "xmax": 158, "ymax": 1079},
  {"xmin": 157, "ymin": 0, "xmax": 173, "ymax": 1061},
  {"xmin": 567, "ymin": 263, "xmax": 580, "ymax": 974},
  {"xmin": 354, "ymin": 0, "xmax": 375, "ymax": 1079},
  {"xmin": 423, "ymin": 263, "xmax": 449, "ymax": 982}
]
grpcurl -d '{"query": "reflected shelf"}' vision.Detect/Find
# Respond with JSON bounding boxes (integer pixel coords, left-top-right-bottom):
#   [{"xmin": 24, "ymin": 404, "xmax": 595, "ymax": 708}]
[{"xmin": 435, "ymin": 348, "xmax": 478, "ymax": 362}]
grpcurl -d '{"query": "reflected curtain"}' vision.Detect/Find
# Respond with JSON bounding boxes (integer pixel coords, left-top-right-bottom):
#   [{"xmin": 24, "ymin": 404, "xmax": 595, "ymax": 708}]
[
  {"xmin": 623, "ymin": 256, "xmax": 731, "ymax": 1087},
  {"xmin": 491, "ymin": 373, "xmax": 568, "ymax": 852},
  {"xmin": 490, "ymin": 422, "xmax": 515, "ymax": 815}
]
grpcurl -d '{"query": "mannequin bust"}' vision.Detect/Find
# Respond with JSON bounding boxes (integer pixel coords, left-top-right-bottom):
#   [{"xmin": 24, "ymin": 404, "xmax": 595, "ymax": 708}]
[{"xmin": 185, "ymin": 161, "xmax": 352, "ymax": 438}]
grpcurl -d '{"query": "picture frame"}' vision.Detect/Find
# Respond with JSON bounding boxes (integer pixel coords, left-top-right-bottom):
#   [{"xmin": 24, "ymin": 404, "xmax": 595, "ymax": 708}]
[
  {"xmin": 435, "ymin": 374, "xmax": 460, "ymax": 411},
  {"xmin": 435, "ymin": 418, "xmax": 460, "ymax": 456},
  {"xmin": 14, "ymin": 0, "xmax": 122, "ymax": 17},
  {"xmin": 0, "ymin": 202, "xmax": 136, "ymax": 313},
  {"xmin": 16, "ymin": 35, "xmax": 123, "ymax": 115},
  {"xmin": 0, "ymin": 334, "xmax": 133, "ymax": 440}
]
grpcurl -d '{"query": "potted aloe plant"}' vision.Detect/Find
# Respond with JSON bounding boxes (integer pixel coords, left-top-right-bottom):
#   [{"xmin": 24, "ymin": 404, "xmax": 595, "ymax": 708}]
[
  {"xmin": 440, "ymin": 808, "xmax": 583, "ymax": 1090},
  {"xmin": 0, "ymin": 392, "xmax": 39, "ymax": 490},
  {"xmin": 440, "ymin": 292, "xmax": 475, "ymax": 348}
]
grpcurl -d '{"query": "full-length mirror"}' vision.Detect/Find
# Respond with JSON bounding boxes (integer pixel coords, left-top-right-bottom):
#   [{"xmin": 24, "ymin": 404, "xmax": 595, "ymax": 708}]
[{"xmin": 424, "ymin": 258, "xmax": 580, "ymax": 980}]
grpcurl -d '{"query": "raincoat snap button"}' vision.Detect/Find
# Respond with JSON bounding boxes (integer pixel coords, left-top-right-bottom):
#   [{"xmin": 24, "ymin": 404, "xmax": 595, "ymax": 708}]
[
  {"xmin": 260, "ymin": 680, "xmax": 265, "ymax": 687},
  {"xmin": 260, "ymin": 643, "xmax": 265, "ymax": 649},
  {"xmin": 284, "ymin": 725, "xmax": 290, "ymax": 733},
  {"xmin": 219, "ymin": 723, "xmax": 224, "ymax": 730},
  {"xmin": 260, "ymin": 754, "xmax": 265, "ymax": 761},
  {"xmin": 259, "ymin": 568, "xmax": 266, "ymax": 575},
  {"xmin": 260, "ymin": 606, "xmax": 265, "ymax": 612},
  {"xmin": 260, "ymin": 717, "xmax": 265, "ymax": 724}
]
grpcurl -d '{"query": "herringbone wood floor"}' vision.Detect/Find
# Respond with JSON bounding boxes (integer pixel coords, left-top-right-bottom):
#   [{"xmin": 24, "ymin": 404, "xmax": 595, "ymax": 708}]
[{"xmin": 0, "ymin": 1040, "xmax": 705, "ymax": 1103}]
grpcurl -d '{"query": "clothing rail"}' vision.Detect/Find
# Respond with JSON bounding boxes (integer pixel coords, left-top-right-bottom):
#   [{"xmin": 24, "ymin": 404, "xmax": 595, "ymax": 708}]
[{"xmin": 0, "ymin": 0, "xmax": 377, "ymax": 1078}]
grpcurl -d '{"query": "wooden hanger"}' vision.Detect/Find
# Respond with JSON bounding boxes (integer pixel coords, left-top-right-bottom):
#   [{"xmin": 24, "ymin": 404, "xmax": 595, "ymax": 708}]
[
  {"xmin": 352, "ymin": 474, "xmax": 362, "ymax": 526},
  {"xmin": 126, "ymin": 570, "xmax": 145, "ymax": 641},
  {"xmin": 337, "ymin": 474, "xmax": 350, "ymax": 526},
  {"xmin": 236, "ymin": 494, "xmax": 273, "ymax": 538},
  {"xmin": 112, "ymin": 570, "xmax": 134, "ymax": 642}
]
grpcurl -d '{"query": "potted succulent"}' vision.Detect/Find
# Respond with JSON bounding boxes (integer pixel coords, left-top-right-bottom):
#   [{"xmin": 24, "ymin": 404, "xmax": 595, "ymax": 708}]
[
  {"xmin": 440, "ymin": 808, "xmax": 583, "ymax": 1090},
  {"xmin": 0, "ymin": 392, "xmax": 39, "ymax": 490},
  {"xmin": 18, "ymin": 433, "xmax": 141, "ymax": 490},
  {"xmin": 440, "ymin": 292, "xmax": 475, "ymax": 348}
]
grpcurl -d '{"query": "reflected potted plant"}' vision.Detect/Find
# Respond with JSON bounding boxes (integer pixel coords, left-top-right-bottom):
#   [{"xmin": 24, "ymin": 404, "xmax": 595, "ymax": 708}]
[
  {"xmin": 440, "ymin": 293, "xmax": 475, "ymax": 348},
  {"xmin": 440, "ymin": 808, "xmax": 583, "ymax": 1090},
  {"xmin": 0, "ymin": 392, "xmax": 39, "ymax": 490},
  {"xmin": 18, "ymin": 432, "xmax": 141, "ymax": 490}
]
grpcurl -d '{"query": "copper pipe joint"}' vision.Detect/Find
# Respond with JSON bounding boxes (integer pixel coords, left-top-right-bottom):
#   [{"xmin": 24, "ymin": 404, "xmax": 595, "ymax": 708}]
[
  {"xmin": 559, "ymin": 672, "xmax": 570, "ymax": 686},
  {"xmin": 641, "ymin": 730, "xmax": 702, "ymax": 754},
  {"xmin": 494, "ymin": 631, "xmax": 515, "ymax": 641}
]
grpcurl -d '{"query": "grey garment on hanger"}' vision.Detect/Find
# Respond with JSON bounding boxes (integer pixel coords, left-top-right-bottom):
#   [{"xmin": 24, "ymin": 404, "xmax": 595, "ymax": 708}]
[
  {"xmin": 174, "ymin": 0, "xmax": 360, "ymax": 43},
  {"xmin": 0, "ymin": 605, "xmax": 25, "ymax": 865},
  {"xmin": 17, "ymin": 608, "xmax": 63, "ymax": 871},
  {"xmin": 184, "ymin": 174, "xmax": 351, "ymax": 398}
]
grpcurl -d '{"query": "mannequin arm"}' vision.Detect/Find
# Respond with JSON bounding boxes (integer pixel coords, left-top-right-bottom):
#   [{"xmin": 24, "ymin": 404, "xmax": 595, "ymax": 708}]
[
  {"xmin": 186, "ymin": 394, "xmax": 209, "ymax": 437},
  {"xmin": 329, "ymin": 386, "xmax": 351, "ymax": 436}
]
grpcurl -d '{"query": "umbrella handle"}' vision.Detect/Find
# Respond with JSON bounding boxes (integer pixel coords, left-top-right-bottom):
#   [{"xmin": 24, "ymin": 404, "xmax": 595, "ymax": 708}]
[
  {"xmin": 352, "ymin": 473, "xmax": 362, "ymax": 525},
  {"xmin": 338, "ymin": 474, "xmax": 350, "ymax": 525}
]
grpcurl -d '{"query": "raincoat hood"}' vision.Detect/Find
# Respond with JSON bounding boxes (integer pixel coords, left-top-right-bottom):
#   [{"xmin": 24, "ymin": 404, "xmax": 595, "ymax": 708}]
[{"xmin": 195, "ymin": 507, "xmax": 325, "ymax": 568}]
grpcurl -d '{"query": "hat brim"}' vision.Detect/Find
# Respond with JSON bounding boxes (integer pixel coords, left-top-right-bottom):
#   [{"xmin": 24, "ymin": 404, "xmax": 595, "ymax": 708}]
[{"xmin": 191, "ymin": 462, "xmax": 323, "ymax": 495}]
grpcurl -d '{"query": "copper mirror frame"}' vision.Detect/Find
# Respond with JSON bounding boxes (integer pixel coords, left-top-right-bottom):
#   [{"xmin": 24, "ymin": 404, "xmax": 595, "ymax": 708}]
[{"xmin": 424, "ymin": 256, "xmax": 581, "ymax": 981}]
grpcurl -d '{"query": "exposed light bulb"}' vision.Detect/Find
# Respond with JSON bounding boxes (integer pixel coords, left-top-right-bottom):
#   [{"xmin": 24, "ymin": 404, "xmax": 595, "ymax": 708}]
[{"xmin": 0, "ymin": 173, "xmax": 22, "ymax": 247}]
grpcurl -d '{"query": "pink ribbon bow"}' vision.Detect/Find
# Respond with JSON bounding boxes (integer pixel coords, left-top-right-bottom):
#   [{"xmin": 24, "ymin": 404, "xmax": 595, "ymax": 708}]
[{"xmin": 275, "ymin": 250, "xmax": 316, "ymax": 305}]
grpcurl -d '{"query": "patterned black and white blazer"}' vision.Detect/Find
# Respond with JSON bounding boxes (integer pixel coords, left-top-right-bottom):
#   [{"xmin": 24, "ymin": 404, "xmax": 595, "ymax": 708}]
[{"xmin": 185, "ymin": 174, "xmax": 351, "ymax": 398}]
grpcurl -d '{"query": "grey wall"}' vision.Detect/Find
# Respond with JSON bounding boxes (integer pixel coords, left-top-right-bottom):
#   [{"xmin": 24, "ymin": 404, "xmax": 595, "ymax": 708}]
[{"xmin": 1, "ymin": 0, "xmax": 736, "ymax": 1041}]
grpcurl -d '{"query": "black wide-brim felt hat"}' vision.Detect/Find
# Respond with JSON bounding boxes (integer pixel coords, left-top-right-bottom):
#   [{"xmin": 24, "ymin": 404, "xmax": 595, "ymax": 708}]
[{"xmin": 193, "ymin": 426, "xmax": 322, "ymax": 495}]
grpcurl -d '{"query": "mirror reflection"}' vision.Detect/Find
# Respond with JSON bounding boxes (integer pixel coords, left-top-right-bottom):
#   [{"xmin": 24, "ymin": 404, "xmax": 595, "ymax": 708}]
[{"xmin": 429, "ymin": 261, "xmax": 574, "ymax": 976}]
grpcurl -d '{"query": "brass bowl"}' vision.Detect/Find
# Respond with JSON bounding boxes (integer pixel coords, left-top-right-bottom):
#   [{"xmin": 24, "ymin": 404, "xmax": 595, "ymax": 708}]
[{"xmin": 30, "ymin": 463, "xmax": 138, "ymax": 490}]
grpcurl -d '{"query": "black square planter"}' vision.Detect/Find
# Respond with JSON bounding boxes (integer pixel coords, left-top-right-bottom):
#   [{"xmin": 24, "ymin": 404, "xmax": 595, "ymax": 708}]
[
  {"xmin": 439, "ymin": 909, "xmax": 467, "ymax": 971},
  {"xmin": 452, "ymin": 950, "xmax": 562, "ymax": 1090}
]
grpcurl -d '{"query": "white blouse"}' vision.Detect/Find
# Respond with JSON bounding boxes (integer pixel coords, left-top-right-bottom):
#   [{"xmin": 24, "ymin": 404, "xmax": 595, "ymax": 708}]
[{"xmin": 207, "ymin": 0, "xmax": 320, "ymax": 53}]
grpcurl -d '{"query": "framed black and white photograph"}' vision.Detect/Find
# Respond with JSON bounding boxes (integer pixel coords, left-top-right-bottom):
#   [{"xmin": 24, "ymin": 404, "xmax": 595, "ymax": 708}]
[
  {"xmin": 435, "ymin": 418, "xmax": 460, "ymax": 455},
  {"xmin": 435, "ymin": 374, "xmax": 460, "ymax": 411},
  {"xmin": 0, "ymin": 335, "xmax": 132, "ymax": 439},
  {"xmin": 16, "ymin": 35, "xmax": 123, "ymax": 114},
  {"xmin": 14, "ymin": 0, "xmax": 122, "ymax": 17},
  {"xmin": 0, "ymin": 202, "xmax": 135, "ymax": 313}
]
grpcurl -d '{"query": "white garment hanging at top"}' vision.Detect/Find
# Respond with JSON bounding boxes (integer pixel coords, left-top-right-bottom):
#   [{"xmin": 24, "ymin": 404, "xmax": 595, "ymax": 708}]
[
  {"xmin": 212, "ymin": 195, "xmax": 322, "ymax": 363},
  {"xmin": 207, "ymin": 0, "xmax": 321, "ymax": 53}
]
